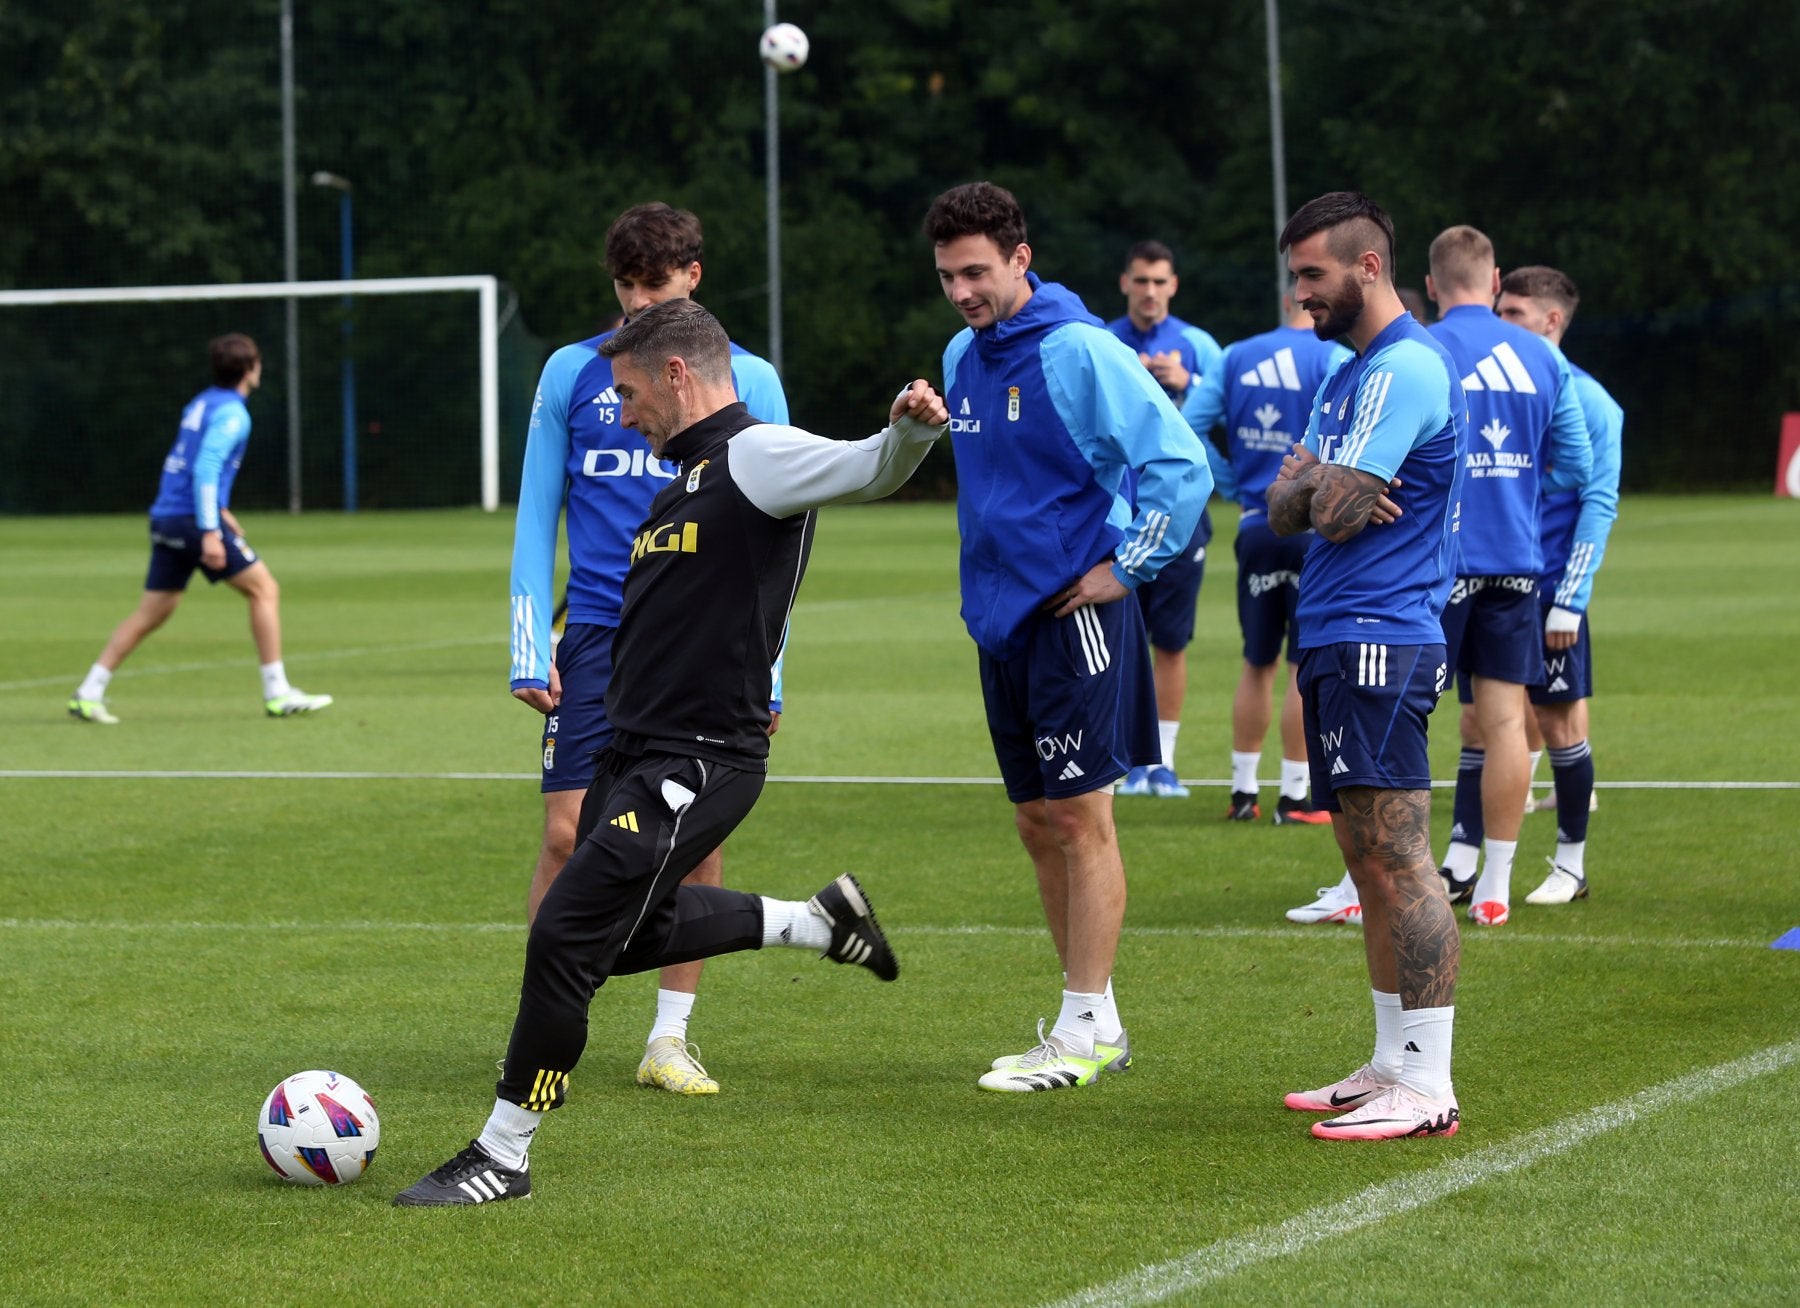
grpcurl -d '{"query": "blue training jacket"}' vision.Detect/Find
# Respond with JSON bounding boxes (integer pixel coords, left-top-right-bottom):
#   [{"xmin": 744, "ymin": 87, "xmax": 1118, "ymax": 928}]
[
  {"xmin": 149, "ymin": 386, "xmax": 252, "ymax": 530},
  {"xmin": 1539, "ymin": 357, "xmax": 1624, "ymax": 613},
  {"xmin": 943, "ymin": 274, "xmax": 1212, "ymax": 659}
]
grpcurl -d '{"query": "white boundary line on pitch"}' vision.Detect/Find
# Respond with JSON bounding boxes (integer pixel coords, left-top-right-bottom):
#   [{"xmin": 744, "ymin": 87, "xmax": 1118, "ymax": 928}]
[
  {"xmin": 0, "ymin": 769, "xmax": 1795, "ymax": 791},
  {"xmin": 0, "ymin": 636, "xmax": 499, "ymax": 692},
  {"xmin": 1043, "ymin": 1038, "xmax": 1800, "ymax": 1308},
  {"xmin": 0, "ymin": 920, "xmax": 1776, "ymax": 952}
]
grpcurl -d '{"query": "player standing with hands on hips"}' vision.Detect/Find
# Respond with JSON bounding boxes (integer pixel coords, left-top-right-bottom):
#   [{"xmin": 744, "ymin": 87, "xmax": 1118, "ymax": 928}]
[
  {"xmin": 396, "ymin": 299, "xmax": 948, "ymax": 1206},
  {"xmin": 925, "ymin": 182, "xmax": 1212, "ymax": 1093}
]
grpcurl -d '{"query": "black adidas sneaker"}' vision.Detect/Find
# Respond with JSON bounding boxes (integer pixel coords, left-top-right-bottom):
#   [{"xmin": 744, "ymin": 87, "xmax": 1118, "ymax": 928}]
[
  {"xmin": 806, "ymin": 873, "xmax": 899, "ymax": 981},
  {"xmin": 393, "ymin": 1141, "xmax": 531, "ymax": 1207}
]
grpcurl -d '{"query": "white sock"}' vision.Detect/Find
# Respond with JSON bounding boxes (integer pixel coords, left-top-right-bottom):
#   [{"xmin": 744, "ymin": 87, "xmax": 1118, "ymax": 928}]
[
  {"xmin": 1231, "ymin": 750, "xmax": 1261, "ymax": 794},
  {"xmin": 476, "ymin": 1097, "xmax": 542, "ymax": 1172},
  {"xmin": 1095, "ymin": 977, "xmax": 1124, "ymax": 1044},
  {"xmin": 1441, "ymin": 841, "xmax": 1479, "ymax": 879},
  {"xmin": 1279, "ymin": 758, "xmax": 1310, "ymax": 802},
  {"xmin": 1473, "ymin": 838, "xmax": 1517, "ymax": 905},
  {"xmin": 1049, "ymin": 989, "xmax": 1103, "ymax": 1058},
  {"xmin": 1158, "ymin": 720, "xmax": 1181, "ymax": 771},
  {"xmin": 77, "ymin": 664, "xmax": 113, "ymax": 702},
  {"xmin": 759, "ymin": 897, "xmax": 831, "ymax": 950},
  {"xmin": 260, "ymin": 661, "xmax": 290, "ymax": 700},
  {"xmin": 1554, "ymin": 840, "xmax": 1587, "ymax": 879},
  {"xmin": 1528, "ymin": 749, "xmax": 1544, "ymax": 786},
  {"xmin": 1370, "ymin": 989, "xmax": 1404, "ymax": 1082},
  {"xmin": 1398, "ymin": 1005, "xmax": 1455, "ymax": 1100},
  {"xmin": 647, "ymin": 988, "xmax": 696, "ymax": 1045}
]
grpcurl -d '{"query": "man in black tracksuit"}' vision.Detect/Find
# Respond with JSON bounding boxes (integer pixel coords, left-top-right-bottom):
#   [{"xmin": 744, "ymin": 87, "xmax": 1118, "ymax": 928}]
[{"xmin": 396, "ymin": 298, "xmax": 949, "ymax": 1207}]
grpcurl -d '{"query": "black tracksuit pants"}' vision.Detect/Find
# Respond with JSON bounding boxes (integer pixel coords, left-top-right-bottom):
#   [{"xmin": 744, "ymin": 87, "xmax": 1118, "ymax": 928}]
[{"xmin": 497, "ymin": 747, "xmax": 766, "ymax": 1111}]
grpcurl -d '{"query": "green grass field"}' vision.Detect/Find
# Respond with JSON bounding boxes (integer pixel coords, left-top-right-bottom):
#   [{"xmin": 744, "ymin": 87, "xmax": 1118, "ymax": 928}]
[{"xmin": 2, "ymin": 496, "xmax": 1797, "ymax": 1305}]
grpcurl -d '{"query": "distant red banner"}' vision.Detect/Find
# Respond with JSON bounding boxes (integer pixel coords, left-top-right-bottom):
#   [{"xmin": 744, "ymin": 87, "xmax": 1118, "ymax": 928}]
[{"xmin": 1780, "ymin": 414, "xmax": 1800, "ymax": 498}]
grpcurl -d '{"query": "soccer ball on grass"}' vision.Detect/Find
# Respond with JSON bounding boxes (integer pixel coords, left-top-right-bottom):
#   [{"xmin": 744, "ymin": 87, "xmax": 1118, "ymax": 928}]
[
  {"xmin": 759, "ymin": 23, "xmax": 809, "ymax": 73},
  {"xmin": 257, "ymin": 1069, "xmax": 380, "ymax": 1186}
]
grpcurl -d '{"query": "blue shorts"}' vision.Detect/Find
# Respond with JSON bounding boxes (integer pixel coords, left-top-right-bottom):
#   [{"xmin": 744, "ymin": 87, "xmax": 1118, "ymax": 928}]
[
  {"xmin": 1530, "ymin": 598, "xmax": 1593, "ymax": 705},
  {"xmin": 1297, "ymin": 641, "xmax": 1447, "ymax": 809},
  {"xmin": 1135, "ymin": 507, "xmax": 1211, "ymax": 652},
  {"xmin": 1233, "ymin": 513, "xmax": 1306, "ymax": 666},
  {"xmin": 979, "ymin": 598, "xmax": 1159, "ymax": 803},
  {"xmin": 540, "ymin": 623, "xmax": 616, "ymax": 794},
  {"xmin": 1440, "ymin": 575, "xmax": 1543, "ymax": 686},
  {"xmin": 144, "ymin": 516, "xmax": 260, "ymax": 590}
]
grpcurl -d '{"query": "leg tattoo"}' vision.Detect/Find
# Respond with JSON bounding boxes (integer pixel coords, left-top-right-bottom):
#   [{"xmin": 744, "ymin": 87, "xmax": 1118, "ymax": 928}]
[{"xmin": 1341, "ymin": 788, "xmax": 1459, "ymax": 1008}]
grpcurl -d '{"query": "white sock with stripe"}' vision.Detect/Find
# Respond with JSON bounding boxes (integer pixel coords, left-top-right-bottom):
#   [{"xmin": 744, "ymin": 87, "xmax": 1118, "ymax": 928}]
[
  {"xmin": 1398, "ymin": 1006, "xmax": 1455, "ymax": 1100},
  {"xmin": 760, "ymin": 897, "xmax": 831, "ymax": 950},
  {"xmin": 476, "ymin": 1097, "xmax": 541, "ymax": 1172},
  {"xmin": 647, "ymin": 988, "xmax": 696, "ymax": 1044}
]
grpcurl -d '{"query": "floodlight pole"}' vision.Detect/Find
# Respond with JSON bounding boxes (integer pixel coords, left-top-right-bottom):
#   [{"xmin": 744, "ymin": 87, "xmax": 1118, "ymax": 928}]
[
  {"xmin": 312, "ymin": 172, "xmax": 357, "ymax": 512},
  {"xmin": 1265, "ymin": 0, "xmax": 1290, "ymax": 322},
  {"xmin": 280, "ymin": 0, "xmax": 302, "ymax": 512},
  {"xmin": 764, "ymin": 0, "xmax": 783, "ymax": 375}
]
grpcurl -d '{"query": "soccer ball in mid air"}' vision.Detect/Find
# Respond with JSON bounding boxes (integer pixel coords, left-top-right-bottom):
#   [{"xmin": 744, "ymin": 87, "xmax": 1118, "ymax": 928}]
[
  {"xmin": 257, "ymin": 1069, "xmax": 380, "ymax": 1186},
  {"xmin": 759, "ymin": 22, "xmax": 809, "ymax": 73}
]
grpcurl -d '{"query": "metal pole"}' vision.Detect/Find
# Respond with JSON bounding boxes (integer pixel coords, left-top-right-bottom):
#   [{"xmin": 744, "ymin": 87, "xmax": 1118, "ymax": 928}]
[
  {"xmin": 478, "ymin": 277, "xmax": 499, "ymax": 511},
  {"xmin": 763, "ymin": 0, "xmax": 782, "ymax": 374},
  {"xmin": 1265, "ymin": 0, "xmax": 1290, "ymax": 322},
  {"xmin": 339, "ymin": 189, "xmax": 357, "ymax": 513},
  {"xmin": 280, "ymin": 0, "xmax": 301, "ymax": 512}
]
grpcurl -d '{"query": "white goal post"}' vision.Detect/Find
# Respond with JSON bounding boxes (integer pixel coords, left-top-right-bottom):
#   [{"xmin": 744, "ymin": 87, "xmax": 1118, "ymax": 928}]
[{"xmin": 0, "ymin": 275, "xmax": 502, "ymax": 510}]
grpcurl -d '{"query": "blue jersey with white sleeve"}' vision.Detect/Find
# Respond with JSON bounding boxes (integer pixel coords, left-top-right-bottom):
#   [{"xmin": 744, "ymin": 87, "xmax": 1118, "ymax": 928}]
[
  {"xmin": 149, "ymin": 386, "xmax": 251, "ymax": 529},
  {"xmin": 1296, "ymin": 313, "xmax": 1467, "ymax": 649},
  {"xmin": 946, "ymin": 275, "xmax": 1213, "ymax": 659},
  {"xmin": 1183, "ymin": 325, "xmax": 1350, "ymax": 513},
  {"xmin": 509, "ymin": 330, "xmax": 787, "ymax": 690},
  {"xmin": 1539, "ymin": 358, "xmax": 1623, "ymax": 613},
  {"xmin": 1429, "ymin": 305, "xmax": 1591, "ymax": 577}
]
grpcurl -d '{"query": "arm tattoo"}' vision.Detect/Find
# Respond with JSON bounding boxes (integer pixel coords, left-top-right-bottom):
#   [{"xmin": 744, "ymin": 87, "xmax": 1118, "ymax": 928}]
[
  {"xmin": 1308, "ymin": 465, "xmax": 1389, "ymax": 544},
  {"xmin": 1339, "ymin": 787, "xmax": 1459, "ymax": 1008},
  {"xmin": 1266, "ymin": 470, "xmax": 1316, "ymax": 536}
]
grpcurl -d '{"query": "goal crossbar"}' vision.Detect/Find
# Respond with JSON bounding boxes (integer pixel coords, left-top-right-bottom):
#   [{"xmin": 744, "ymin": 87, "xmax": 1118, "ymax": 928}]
[{"xmin": 0, "ymin": 276, "xmax": 503, "ymax": 510}]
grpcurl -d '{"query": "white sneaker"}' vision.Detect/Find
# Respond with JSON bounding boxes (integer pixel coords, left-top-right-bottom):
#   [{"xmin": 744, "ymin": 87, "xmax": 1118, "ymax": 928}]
[
  {"xmin": 976, "ymin": 1021, "xmax": 1104, "ymax": 1092},
  {"xmin": 266, "ymin": 688, "xmax": 334, "ymax": 717},
  {"xmin": 1535, "ymin": 789, "xmax": 1599, "ymax": 813},
  {"xmin": 1286, "ymin": 873, "xmax": 1361, "ymax": 925},
  {"xmin": 1525, "ymin": 858, "xmax": 1589, "ymax": 905},
  {"xmin": 1284, "ymin": 1062, "xmax": 1394, "ymax": 1112},
  {"xmin": 1312, "ymin": 1083, "xmax": 1459, "ymax": 1140}
]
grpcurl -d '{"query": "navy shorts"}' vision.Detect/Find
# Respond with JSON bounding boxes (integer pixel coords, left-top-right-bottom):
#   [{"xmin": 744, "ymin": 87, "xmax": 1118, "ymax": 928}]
[
  {"xmin": 979, "ymin": 597, "xmax": 1159, "ymax": 803},
  {"xmin": 1135, "ymin": 508, "xmax": 1211, "ymax": 652},
  {"xmin": 540, "ymin": 623, "xmax": 616, "ymax": 794},
  {"xmin": 1440, "ymin": 575, "xmax": 1543, "ymax": 686},
  {"xmin": 1530, "ymin": 597, "xmax": 1593, "ymax": 706},
  {"xmin": 144, "ymin": 516, "xmax": 260, "ymax": 590},
  {"xmin": 1297, "ymin": 641, "xmax": 1447, "ymax": 809},
  {"xmin": 1233, "ymin": 513, "xmax": 1306, "ymax": 666}
]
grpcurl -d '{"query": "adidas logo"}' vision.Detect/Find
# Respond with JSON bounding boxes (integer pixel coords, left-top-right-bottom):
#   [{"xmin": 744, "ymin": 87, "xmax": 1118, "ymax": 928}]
[
  {"xmin": 1058, "ymin": 761, "xmax": 1085, "ymax": 781},
  {"xmin": 1076, "ymin": 1010, "xmax": 1096, "ymax": 1022},
  {"xmin": 1460, "ymin": 342, "xmax": 1538, "ymax": 394},
  {"xmin": 1253, "ymin": 402, "xmax": 1284, "ymax": 430},
  {"xmin": 1480, "ymin": 418, "xmax": 1511, "ymax": 449},
  {"xmin": 1238, "ymin": 346, "xmax": 1303, "ymax": 390},
  {"xmin": 594, "ymin": 386, "xmax": 620, "ymax": 405},
  {"xmin": 1404, "ymin": 1040, "xmax": 1421, "ymax": 1053},
  {"xmin": 1330, "ymin": 756, "xmax": 1349, "ymax": 776},
  {"xmin": 608, "ymin": 811, "xmax": 640, "ymax": 832},
  {"xmin": 1548, "ymin": 676, "xmax": 1570, "ymax": 693}
]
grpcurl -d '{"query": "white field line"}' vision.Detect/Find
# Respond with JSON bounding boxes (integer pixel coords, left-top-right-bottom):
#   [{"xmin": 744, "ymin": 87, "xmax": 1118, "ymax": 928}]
[
  {"xmin": 0, "ymin": 635, "xmax": 499, "ymax": 692},
  {"xmin": 1044, "ymin": 1038, "xmax": 1800, "ymax": 1308},
  {"xmin": 0, "ymin": 920, "xmax": 1773, "ymax": 952},
  {"xmin": 0, "ymin": 769, "xmax": 1794, "ymax": 791}
]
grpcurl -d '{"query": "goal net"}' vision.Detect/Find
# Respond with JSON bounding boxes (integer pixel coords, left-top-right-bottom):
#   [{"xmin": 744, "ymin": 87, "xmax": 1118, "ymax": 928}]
[{"xmin": 0, "ymin": 276, "xmax": 545, "ymax": 515}]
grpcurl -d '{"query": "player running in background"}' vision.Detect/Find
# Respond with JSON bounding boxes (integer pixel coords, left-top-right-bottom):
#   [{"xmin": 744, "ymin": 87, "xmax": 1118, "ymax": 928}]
[
  {"xmin": 927, "ymin": 183, "xmax": 1212, "ymax": 1092},
  {"xmin": 1103, "ymin": 240, "xmax": 1223, "ymax": 798},
  {"xmin": 397, "ymin": 301, "xmax": 945, "ymax": 1207},
  {"xmin": 1269, "ymin": 192, "xmax": 1467, "ymax": 1140},
  {"xmin": 510, "ymin": 203, "xmax": 788, "ymax": 1096},
  {"xmin": 1427, "ymin": 227, "xmax": 1592, "ymax": 926},
  {"xmin": 1497, "ymin": 265, "xmax": 1622, "ymax": 904},
  {"xmin": 1183, "ymin": 296, "xmax": 1349, "ymax": 829},
  {"xmin": 68, "ymin": 333, "xmax": 332, "ymax": 723}
]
